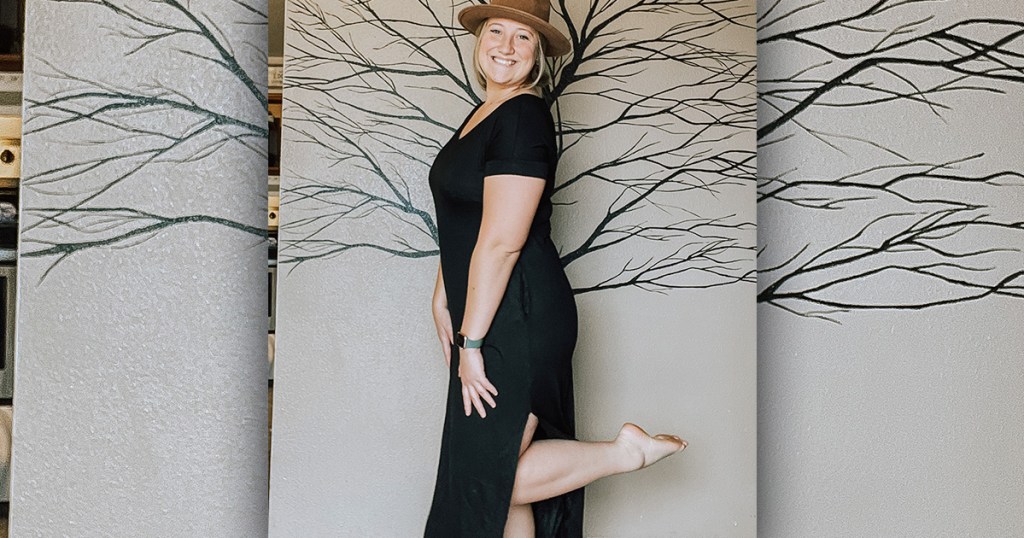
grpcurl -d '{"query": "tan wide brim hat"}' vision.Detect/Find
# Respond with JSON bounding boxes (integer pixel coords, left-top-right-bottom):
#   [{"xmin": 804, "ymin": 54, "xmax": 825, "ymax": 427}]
[{"xmin": 459, "ymin": 0, "xmax": 572, "ymax": 57}]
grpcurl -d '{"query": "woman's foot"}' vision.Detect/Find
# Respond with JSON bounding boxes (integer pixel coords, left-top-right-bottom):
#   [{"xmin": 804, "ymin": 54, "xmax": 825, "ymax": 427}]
[{"xmin": 615, "ymin": 422, "xmax": 687, "ymax": 472}]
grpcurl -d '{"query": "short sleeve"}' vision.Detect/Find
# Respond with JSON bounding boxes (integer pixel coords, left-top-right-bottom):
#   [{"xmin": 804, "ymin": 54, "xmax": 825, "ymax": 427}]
[{"xmin": 483, "ymin": 96, "xmax": 554, "ymax": 180}]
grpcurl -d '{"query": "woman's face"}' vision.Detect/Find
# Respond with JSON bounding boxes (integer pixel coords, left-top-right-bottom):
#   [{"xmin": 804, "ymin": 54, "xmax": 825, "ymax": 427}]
[{"xmin": 477, "ymin": 18, "xmax": 538, "ymax": 90}]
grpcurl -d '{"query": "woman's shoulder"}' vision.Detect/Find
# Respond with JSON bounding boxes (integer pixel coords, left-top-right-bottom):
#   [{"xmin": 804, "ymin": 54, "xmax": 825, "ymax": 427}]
[
  {"xmin": 492, "ymin": 93, "xmax": 554, "ymax": 134},
  {"xmin": 504, "ymin": 92, "xmax": 549, "ymax": 113}
]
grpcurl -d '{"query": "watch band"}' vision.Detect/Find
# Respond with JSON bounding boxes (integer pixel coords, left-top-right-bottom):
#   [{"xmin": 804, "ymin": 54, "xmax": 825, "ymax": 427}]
[{"xmin": 455, "ymin": 332, "xmax": 484, "ymax": 349}]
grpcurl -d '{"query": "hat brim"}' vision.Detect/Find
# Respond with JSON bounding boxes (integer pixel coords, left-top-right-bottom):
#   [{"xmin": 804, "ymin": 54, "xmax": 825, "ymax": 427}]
[{"xmin": 459, "ymin": 6, "xmax": 572, "ymax": 57}]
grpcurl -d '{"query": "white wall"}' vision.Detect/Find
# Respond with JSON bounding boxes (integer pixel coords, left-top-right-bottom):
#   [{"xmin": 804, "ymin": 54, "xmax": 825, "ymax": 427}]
[
  {"xmin": 270, "ymin": 0, "xmax": 756, "ymax": 535},
  {"xmin": 10, "ymin": 0, "xmax": 269, "ymax": 535}
]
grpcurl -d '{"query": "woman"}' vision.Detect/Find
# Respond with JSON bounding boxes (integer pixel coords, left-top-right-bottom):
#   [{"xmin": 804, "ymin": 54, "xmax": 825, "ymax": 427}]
[{"xmin": 425, "ymin": 1, "xmax": 686, "ymax": 536}]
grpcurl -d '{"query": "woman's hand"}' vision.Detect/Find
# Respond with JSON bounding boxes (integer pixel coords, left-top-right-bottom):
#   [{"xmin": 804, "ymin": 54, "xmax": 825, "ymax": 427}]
[
  {"xmin": 458, "ymin": 348, "xmax": 498, "ymax": 418},
  {"xmin": 432, "ymin": 264, "xmax": 454, "ymax": 367},
  {"xmin": 432, "ymin": 302, "xmax": 454, "ymax": 367}
]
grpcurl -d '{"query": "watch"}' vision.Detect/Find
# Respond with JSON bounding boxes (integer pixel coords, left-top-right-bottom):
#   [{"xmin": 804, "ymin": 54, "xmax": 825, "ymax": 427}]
[{"xmin": 454, "ymin": 332, "xmax": 484, "ymax": 349}]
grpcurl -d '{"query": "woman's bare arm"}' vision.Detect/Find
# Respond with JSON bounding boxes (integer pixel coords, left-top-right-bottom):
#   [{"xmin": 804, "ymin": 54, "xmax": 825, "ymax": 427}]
[
  {"xmin": 460, "ymin": 174, "xmax": 545, "ymax": 340},
  {"xmin": 456, "ymin": 173, "xmax": 545, "ymax": 418}
]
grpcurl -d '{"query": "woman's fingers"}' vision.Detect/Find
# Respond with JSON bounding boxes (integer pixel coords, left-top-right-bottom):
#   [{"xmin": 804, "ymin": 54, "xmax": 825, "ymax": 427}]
[
  {"xmin": 477, "ymin": 383, "xmax": 497, "ymax": 409},
  {"xmin": 460, "ymin": 379, "xmax": 496, "ymax": 418},
  {"xmin": 470, "ymin": 387, "xmax": 487, "ymax": 418},
  {"xmin": 456, "ymin": 349, "xmax": 497, "ymax": 418},
  {"xmin": 438, "ymin": 308, "xmax": 454, "ymax": 342},
  {"xmin": 433, "ymin": 306, "xmax": 454, "ymax": 367},
  {"xmin": 437, "ymin": 334, "xmax": 450, "ymax": 367},
  {"xmin": 461, "ymin": 384, "xmax": 471, "ymax": 416},
  {"xmin": 463, "ymin": 383, "xmax": 486, "ymax": 418}
]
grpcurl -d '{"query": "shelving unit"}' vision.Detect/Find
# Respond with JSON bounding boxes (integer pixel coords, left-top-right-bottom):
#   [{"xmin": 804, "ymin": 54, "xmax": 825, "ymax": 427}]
[
  {"xmin": 267, "ymin": 68, "xmax": 281, "ymax": 461},
  {"xmin": 0, "ymin": 116, "xmax": 17, "ymax": 515},
  {"xmin": 0, "ymin": 1, "xmax": 21, "ymax": 513},
  {"xmin": 0, "ymin": 0, "xmax": 24, "ymax": 73},
  {"xmin": 0, "ymin": 12, "xmax": 24, "ymax": 522}
]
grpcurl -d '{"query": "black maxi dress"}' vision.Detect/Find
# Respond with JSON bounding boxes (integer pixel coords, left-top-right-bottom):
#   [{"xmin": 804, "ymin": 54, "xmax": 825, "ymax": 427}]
[{"xmin": 424, "ymin": 93, "xmax": 583, "ymax": 537}]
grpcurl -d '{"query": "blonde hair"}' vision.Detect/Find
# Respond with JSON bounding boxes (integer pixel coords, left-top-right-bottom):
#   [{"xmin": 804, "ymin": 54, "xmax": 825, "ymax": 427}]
[{"xmin": 471, "ymin": 19, "xmax": 552, "ymax": 92}]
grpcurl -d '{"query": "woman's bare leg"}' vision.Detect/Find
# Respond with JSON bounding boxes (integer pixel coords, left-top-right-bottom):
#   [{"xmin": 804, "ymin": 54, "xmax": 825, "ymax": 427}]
[
  {"xmin": 510, "ymin": 418, "xmax": 686, "ymax": 507},
  {"xmin": 504, "ymin": 504, "xmax": 534, "ymax": 538},
  {"xmin": 504, "ymin": 415, "xmax": 539, "ymax": 537}
]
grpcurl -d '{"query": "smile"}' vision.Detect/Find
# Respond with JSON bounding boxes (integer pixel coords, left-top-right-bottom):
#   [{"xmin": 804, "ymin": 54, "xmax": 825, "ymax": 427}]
[{"xmin": 492, "ymin": 57, "xmax": 517, "ymax": 67}]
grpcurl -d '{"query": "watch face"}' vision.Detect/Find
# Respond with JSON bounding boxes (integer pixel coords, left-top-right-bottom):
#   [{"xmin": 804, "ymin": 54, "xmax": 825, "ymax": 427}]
[{"xmin": 455, "ymin": 332, "xmax": 483, "ymax": 349}]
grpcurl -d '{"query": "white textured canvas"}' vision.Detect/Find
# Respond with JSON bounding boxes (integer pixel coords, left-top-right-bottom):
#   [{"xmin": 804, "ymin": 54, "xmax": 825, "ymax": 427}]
[
  {"xmin": 758, "ymin": 1, "xmax": 1024, "ymax": 535},
  {"xmin": 270, "ymin": 1, "xmax": 756, "ymax": 535},
  {"xmin": 11, "ymin": 0, "xmax": 270, "ymax": 535}
]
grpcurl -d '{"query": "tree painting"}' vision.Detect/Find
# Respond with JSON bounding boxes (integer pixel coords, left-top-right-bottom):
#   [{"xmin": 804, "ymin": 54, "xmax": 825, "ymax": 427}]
[
  {"xmin": 20, "ymin": 0, "xmax": 268, "ymax": 282},
  {"xmin": 280, "ymin": 0, "xmax": 756, "ymax": 294},
  {"xmin": 757, "ymin": 0, "xmax": 1024, "ymax": 321}
]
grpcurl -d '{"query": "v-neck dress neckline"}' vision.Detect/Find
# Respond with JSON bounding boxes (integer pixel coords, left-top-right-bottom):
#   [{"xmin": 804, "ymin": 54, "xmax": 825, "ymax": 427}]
[{"xmin": 457, "ymin": 93, "xmax": 543, "ymax": 142}]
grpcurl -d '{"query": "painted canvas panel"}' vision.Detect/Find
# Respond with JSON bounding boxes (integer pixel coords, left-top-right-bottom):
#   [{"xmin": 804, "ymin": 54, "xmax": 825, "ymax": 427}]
[
  {"xmin": 270, "ymin": 1, "xmax": 756, "ymax": 535},
  {"xmin": 758, "ymin": 1, "xmax": 1024, "ymax": 535}
]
